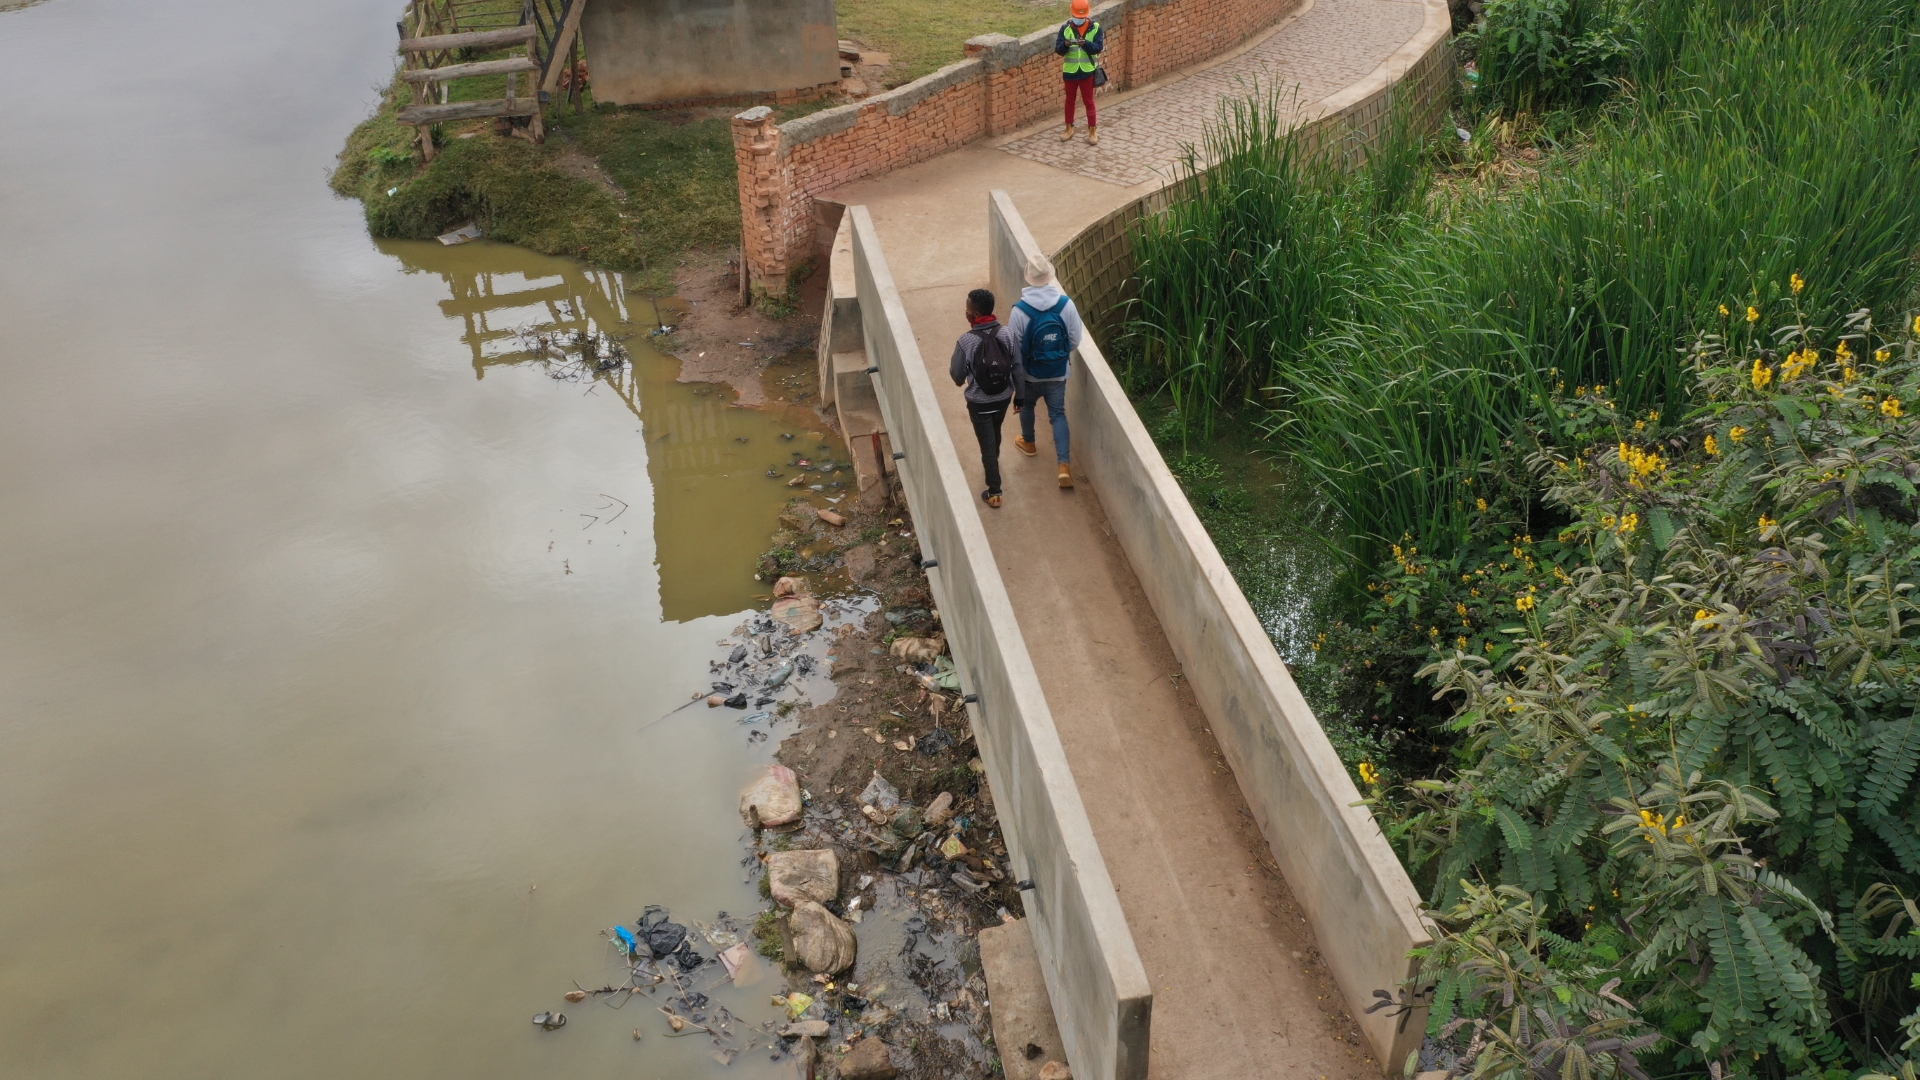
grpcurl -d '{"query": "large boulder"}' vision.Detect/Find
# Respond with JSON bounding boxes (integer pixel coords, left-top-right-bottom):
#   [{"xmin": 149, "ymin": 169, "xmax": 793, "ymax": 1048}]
[
  {"xmin": 840, "ymin": 1037, "xmax": 899, "ymax": 1080},
  {"xmin": 788, "ymin": 901, "xmax": 857, "ymax": 974},
  {"xmin": 766, "ymin": 849, "xmax": 839, "ymax": 906},
  {"xmin": 740, "ymin": 764, "xmax": 802, "ymax": 827}
]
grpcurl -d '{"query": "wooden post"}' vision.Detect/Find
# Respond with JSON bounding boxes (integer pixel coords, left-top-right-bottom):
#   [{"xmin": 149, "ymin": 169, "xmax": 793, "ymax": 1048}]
[
  {"xmin": 568, "ymin": 35, "xmax": 581, "ymax": 112},
  {"xmin": 525, "ymin": 30, "xmax": 546, "ymax": 143},
  {"xmin": 871, "ymin": 433, "xmax": 892, "ymax": 505}
]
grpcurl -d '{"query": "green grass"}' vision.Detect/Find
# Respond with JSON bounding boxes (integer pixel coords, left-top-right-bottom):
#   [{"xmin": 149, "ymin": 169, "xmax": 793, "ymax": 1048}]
[
  {"xmin": 333, "ymin": 0, "xmax": 1075, "ymax": 281},
  {"xmin": 836, "ymin": 0, "xmax": 1072, "ymax": 86},
  {"xmin": 1127, "ymin": 0, "xmax": 1920, "ymax": 582},
  {"xmin": 333, "ymin": 64, "xmax": 759, "ymax": 290}
]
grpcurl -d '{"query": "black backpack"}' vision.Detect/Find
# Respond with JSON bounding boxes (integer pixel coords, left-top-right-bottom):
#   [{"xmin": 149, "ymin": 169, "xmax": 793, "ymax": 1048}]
[{"xmin": 970, "ymin": 325, "xmax": 1016, "ymax": 396}]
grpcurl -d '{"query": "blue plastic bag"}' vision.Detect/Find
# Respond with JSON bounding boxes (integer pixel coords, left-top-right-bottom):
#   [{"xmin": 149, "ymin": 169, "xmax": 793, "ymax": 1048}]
[{"xmin": 613, "ymin": 924, "xmax": 639, "ymax": 957}]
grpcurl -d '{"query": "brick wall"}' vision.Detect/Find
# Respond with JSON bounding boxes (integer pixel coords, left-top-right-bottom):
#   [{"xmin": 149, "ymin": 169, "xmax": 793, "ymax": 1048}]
[{"xmin": 733, "ymin": 0, "xmax": 1315, "ymax": 297}]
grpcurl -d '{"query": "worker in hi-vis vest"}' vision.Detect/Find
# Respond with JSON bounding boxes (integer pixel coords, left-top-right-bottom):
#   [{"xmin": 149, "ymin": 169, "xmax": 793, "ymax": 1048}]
[{"xmin": 1055, "ymin": 0, "xmax": 1104, "ymax": 145}]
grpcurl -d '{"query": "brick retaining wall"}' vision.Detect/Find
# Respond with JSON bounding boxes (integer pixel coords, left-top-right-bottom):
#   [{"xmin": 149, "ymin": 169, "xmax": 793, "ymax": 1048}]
[{"xmin": 733, "ymin": 0, "xmax": 1305, "ymax": 298}]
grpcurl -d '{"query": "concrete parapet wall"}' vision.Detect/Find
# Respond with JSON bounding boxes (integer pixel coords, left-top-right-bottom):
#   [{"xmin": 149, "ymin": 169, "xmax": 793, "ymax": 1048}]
[
  {"xmin": 989, "ymin": 185, "xmax": 1436, "ymax": 1074},
  {"xmin": 847, "ymin": 206, "xmax": 1152, "ymax": 1080},
  {"xmin": 1053, "ymin": 0, "xmax": 1455, "ymax": 347},
  {"xmin": 734, "ymin": 0, "xmax": 1311, "ymax": 294},
  {"xmin": 582, "ymin": 0, "xmax": 841, "ymax": 106}
]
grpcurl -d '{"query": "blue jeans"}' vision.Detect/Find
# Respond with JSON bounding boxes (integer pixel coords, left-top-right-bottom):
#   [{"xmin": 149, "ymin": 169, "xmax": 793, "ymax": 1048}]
[{"xmin": 1019, "ymin": 377, "xmax": 1069, "ymax": 463}]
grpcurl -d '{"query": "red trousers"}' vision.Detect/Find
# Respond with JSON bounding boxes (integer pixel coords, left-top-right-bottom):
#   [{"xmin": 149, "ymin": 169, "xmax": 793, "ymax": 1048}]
[{"xmin": 1064, "ymin": 77, "xmax": 1096, "ymax": 127}]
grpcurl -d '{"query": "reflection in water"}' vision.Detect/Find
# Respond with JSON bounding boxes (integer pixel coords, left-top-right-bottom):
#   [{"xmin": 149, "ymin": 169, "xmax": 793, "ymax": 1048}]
[
  {"xmin": 382, "ymin": 238, "xmax": 826, "ymax": 621},
  {"xmin": 0, "ymin": 2, "xmax": 826, "ymax": 1077}
]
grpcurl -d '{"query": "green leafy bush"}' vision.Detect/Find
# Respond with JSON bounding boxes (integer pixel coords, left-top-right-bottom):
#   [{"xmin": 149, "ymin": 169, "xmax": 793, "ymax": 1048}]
[
  {"xmin": 1383, "ymin": 301, "xmax": 1920, "ymax": 1077},
  {"xmin": 1466, "ymin": 0, "xmax": 1638, "ymax": 110},
  {"xmin": 1130, "ymin": 0, "xmax": 1920, "ymax": 584}
]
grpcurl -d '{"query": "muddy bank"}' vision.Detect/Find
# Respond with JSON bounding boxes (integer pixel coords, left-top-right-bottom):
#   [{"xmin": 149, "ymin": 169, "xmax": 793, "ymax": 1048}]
[
  {"xmin": 656, "ymin": 255, "xmax": 827, "ymax": 407},
  {"xmin": 745, "ymin": 478, "xmax": 1024, "ymax": 1080}
]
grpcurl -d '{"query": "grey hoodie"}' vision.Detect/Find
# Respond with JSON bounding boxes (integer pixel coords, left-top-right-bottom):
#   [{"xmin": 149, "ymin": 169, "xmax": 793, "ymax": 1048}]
[{"xmin": 1003, "ymin": 284, "xmax": 1086, "ymax": 382}]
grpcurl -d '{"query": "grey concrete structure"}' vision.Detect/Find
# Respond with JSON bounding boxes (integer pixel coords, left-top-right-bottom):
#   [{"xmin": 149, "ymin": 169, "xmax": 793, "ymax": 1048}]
[
  {"xmin": 988, "ymin": 191, "xmax": 1433, "ymax": 1071},
  {"xmin": 848, "ymin": 207, "xmax": 1152, "ymax": 1080},
  {"xmin": 580, "ymin": 0, "xmax": 839, "ymax": 106},
  {"xmin": 980, "ymin": 918, "xmax": 1071, "ymax": 1080}
]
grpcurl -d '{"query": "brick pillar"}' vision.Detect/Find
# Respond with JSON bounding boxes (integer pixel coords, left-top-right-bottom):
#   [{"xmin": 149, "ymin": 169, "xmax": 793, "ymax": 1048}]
[
  {"xmin": 965, "ymin": 33, "xmax": 1018, "ymax": 136},
  {"xmin": 732, "ymin": 106, "xmax": 788, "ymax": 298}
]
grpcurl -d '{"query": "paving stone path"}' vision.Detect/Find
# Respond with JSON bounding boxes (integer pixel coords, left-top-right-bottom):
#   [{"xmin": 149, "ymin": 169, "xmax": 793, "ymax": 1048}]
[{"xmin": 1000, "ymin": 0, "xmax": 1428, "ymax": 186}]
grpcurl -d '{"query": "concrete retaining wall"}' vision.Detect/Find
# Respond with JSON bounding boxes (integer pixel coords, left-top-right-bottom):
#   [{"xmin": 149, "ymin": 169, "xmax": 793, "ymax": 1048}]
[
  {"xmin": 846, "ymin": 207, "xmax": 1152, "ymax": 1080},
  {"xmin": 581, "ymin": 0, "xmax": 841, "ymax": 106},
  {"xmin": 989, "ymin": 188, "xmax": 1434, "ymax": 1074}
]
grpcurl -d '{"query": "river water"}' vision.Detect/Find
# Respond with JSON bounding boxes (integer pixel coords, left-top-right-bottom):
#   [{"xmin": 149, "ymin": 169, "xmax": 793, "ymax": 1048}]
[{"xmin": 0, "ymin": 1, "xmax": 820, "ymax": 1076}]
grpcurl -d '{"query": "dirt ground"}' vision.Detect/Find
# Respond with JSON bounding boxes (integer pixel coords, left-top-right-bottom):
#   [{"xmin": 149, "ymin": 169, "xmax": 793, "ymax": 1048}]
[
  {"xmin": 672, "ymin": 270, "xmax": 1018, "ymax": 1076},
  {"xmin": 657, "ymin": 255, "xmax": 829, "ymax": 407}
]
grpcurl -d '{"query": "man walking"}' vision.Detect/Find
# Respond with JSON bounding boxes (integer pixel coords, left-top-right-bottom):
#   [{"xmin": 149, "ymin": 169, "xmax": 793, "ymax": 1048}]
[
  {"xmin": 1007, "ymin": 255, "xmax": 1084, "ymax": 489},
  {"xmin": 1056, "ymin": 0, "xmax": 1104, "ymax": 145},
  {"xmin": 949, "ymin": 288, "xmax": 1021, "ymax": 508}
]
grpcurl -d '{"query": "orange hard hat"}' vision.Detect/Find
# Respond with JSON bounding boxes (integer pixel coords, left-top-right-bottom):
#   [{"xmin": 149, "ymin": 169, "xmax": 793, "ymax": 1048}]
[{"xmin": 1071, "ymin": 0, "xmax": 1090, "ymax": 16}]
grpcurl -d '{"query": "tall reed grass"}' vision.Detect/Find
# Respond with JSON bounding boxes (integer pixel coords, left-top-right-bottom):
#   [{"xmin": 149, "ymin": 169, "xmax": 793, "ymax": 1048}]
[{"xmin": 1127, "ymin": 0, "xmax": 1920, "ymax": 576}]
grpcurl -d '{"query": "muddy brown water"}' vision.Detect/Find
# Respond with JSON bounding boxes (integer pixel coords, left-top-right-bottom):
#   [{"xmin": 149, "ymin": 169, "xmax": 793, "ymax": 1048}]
[{"xmin": 0, "ymin": 1, "xmax": 841, "ymax": 1076}]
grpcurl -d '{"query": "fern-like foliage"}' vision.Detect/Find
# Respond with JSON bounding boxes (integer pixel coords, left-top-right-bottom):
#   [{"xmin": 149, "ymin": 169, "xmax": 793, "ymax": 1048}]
[{"xmin": 1391, "ymin": 300, "xmax": 1920, "ymax": 1076}]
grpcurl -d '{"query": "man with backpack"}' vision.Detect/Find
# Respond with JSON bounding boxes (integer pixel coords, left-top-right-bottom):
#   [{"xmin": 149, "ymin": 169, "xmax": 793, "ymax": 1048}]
[
  {"xmin": 1006, "ymin": 254, "xmax": 1084, "ymax": 489},
  {"xmin": 949, "ymin": 287, "xmax": 1022, "ymax": 508}
]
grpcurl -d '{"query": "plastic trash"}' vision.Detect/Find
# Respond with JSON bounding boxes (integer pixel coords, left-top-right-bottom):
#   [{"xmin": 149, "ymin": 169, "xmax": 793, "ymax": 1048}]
[
  {"xmin": 614, "ymin": 924, "xmax": 639, "ymax": 957},
  {"xmin": 860, "ymin": 772, "xmax": 901, "ymax": 811},
  {"xmin": 785, "ymin": 990, "xmax": 814, "ymax": 1019},
  {"xmin": 532, "ymin": 1011, "xmax": 567, "ymax": 1030},
  {"xmin": 764, "ymin": 661, "xmax": 794, "ymax": 689},
  {"xmin": 638, "ymin": 907, "xmax": 688, "ymax": 957}
]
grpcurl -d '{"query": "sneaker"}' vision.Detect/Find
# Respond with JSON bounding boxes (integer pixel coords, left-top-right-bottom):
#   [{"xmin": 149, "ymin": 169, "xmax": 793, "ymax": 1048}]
[
  {"xmin": 1058, "ymin": 463, "xmax": 1074, "ymax": 489},
  {"xmin": 1088, "ymin": 127, "xmax": 1099, "ymax": 146},
  {"xmin": 1059, "ymin": 125, "xmax": 1076, "ymax": 141},
  {"xmin": 982, "ymin": 490, "xmax": 1003, "ymax": 508},
  {"xmin": 1013, "ymin": 437, "xmax": 1038, "ymax": 457}
]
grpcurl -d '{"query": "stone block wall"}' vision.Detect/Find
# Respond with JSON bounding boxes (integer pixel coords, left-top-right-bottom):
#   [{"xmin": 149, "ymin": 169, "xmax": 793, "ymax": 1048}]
[{"xmin": 732, "ymin": 0, "xmax": 1311, "ymax": 297}]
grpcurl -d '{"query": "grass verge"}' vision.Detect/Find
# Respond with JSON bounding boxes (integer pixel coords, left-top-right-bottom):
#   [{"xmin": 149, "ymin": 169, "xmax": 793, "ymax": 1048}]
[{"xmin": 836, "ymin": 0, "xmax": 1072, "ymax": 86}]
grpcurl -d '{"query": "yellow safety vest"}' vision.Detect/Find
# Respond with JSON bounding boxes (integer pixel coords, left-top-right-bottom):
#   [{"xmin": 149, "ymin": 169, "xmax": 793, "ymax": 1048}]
[{"xmin": 1062, "ymin": 21, "xmax": 1100, "ymax": 75}]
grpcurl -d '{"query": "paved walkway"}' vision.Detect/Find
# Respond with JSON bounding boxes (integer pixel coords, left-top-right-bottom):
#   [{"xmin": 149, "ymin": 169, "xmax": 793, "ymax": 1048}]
[
  {"xmin": 828, "ymin": 2, "xmax": 1433, "ymax": 1075},
  {"xmin": 1002, "ymin": 0, "xmax": 1429, "ymax": 186}
]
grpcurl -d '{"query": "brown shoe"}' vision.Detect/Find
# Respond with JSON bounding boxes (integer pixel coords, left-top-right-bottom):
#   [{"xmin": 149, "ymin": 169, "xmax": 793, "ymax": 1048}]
[
  {"xmin": 1059, "ymin": 124, "xmax": 1076, "ymax": 141},
  {"xmin": 1013, "ymin": 436, "xmax": 1038, "ymax": 457},
  {"xmin": 1088, "ymin": 127, "xmax": 1099, "ymax": 146},
  {"xmin": 1058, "ymin": 463, "xmax": 1074, "ymax": 489},
  {"xmin": 982, "ymin": 490, "xmax": 1003, "ymax": 508}
]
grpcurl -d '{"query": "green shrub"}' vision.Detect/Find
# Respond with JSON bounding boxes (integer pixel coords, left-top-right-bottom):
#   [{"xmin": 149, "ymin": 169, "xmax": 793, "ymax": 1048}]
[
  {"xmin": 1129, "ymin": 0, "xmax": 1920, "ymax": 586},
  {"xmin": 1384, "ymin": 302, "xmax": 1920, "ymax": 1077},
  {"xmin": 1465, "ymin": 0, "xmax": 1638, "ymax": 111}
]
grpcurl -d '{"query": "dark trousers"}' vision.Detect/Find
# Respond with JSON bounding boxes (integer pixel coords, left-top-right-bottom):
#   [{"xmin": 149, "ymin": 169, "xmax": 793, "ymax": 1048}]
[{"xmin": 967, "ymin": 397, "xmax": 1010, "ymax": 493}]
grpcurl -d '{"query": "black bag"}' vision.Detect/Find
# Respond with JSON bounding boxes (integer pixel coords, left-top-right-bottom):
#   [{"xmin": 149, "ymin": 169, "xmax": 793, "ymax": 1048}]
[
  {"xmin": 1092, "ymin": 64, "xmax": 1109, "ymax": 89},
  {"xmin": 970, "ymin": 326, "xmax": 1016, "ymax": 397}
]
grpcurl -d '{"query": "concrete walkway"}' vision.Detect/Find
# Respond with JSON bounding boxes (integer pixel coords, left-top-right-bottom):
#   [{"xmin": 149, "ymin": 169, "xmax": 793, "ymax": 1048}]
[
  {"xmin": 828, "ymin": 3, "xmax": 1432, "ymax": 1075},
  {"xmin": 1002, "ymin": 0, "xmax": 1429, "ymax": 187}
]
